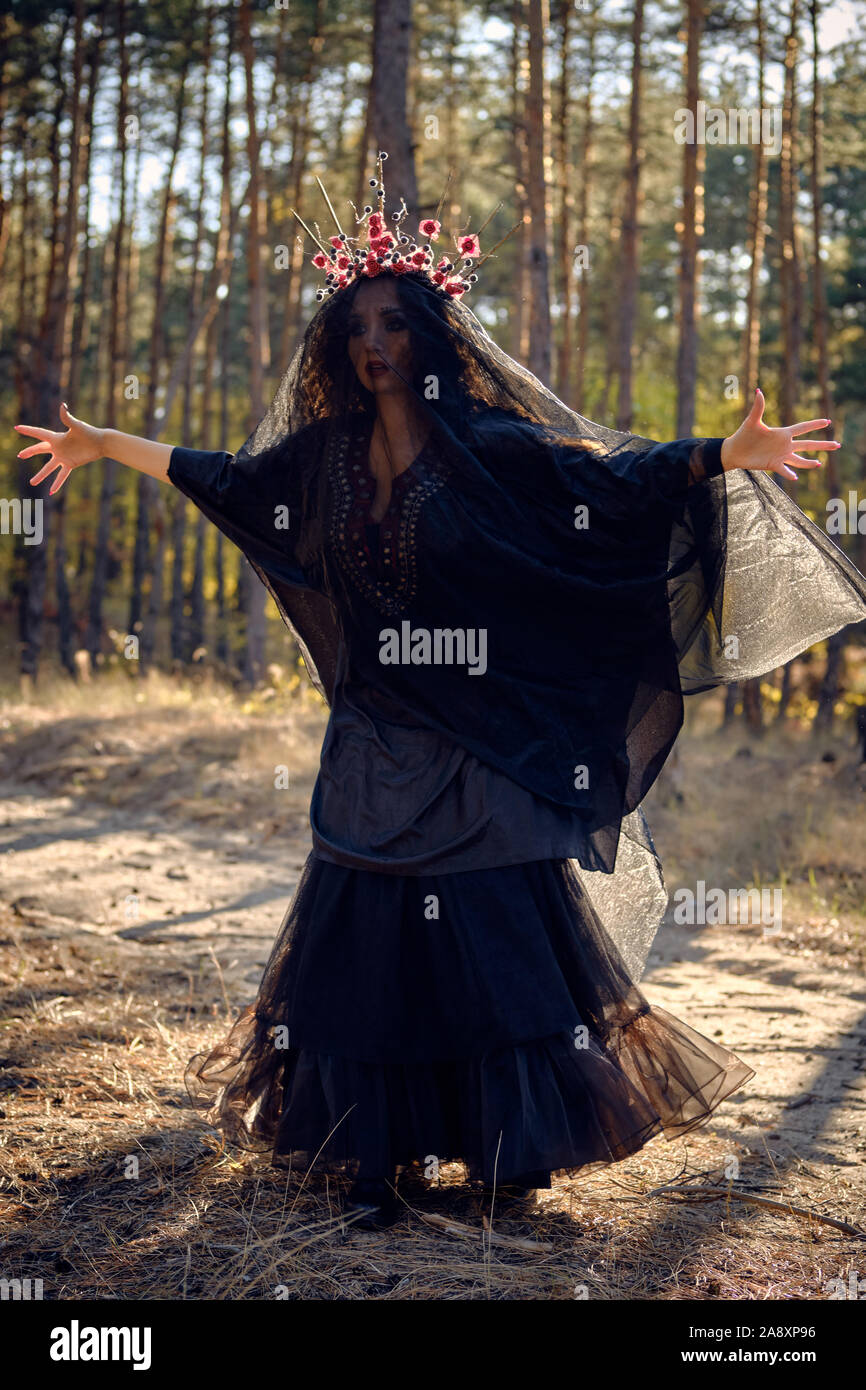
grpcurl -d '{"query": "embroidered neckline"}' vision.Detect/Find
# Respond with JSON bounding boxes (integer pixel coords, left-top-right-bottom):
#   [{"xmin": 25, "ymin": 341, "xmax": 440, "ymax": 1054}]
[{"xmin": 328, "ymin": 415, "xmax": 446, "ymax": 616}]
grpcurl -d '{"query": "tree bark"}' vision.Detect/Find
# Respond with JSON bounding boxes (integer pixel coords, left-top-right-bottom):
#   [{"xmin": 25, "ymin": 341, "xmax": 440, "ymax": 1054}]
[
  {"xmin": 779, "ymin": 0, "xmax": 804, "ymax": 430},
  {"xmin": 281, "ymin": 0, "xmax": 323, "ymax": 367},
  {"xmin": 573, "ymin": 6, "xmax": 597, "ymax": 415},
  {"xmin": 809, "ymin": 0, "xmax": 846, "ymax": 734},
  {"xmin": 555, "ymin": 0, "xmax": 574, "ymax": 402},
  {"xmin": 370, "ymin": 0, "xmax": 418, "ymax": 220},
  {"xmin": 509, "ymin": 1, "xmax": 530, "ymax": 363},
  {"xmin": 615, "ymin": 0, "xmax": 645, "ymax": 432},
  {"xmin": 525, "ymin": 0, "xmax": 552, "ymax": 384},
  {"xmin": 18, "ymin": 11, "xmax": 73, "ymax": 682},
  {"xmin": 675, "ymin": 0, "xmax": 705, "ymax": 437},
  {"xmin": 238, "ymin": 0, "xmax": 269, "ymax": 686},
  {"xmin": 742, "ymin": 0, "xmax": 768, "ymax": 401},
  {"xmin": 172, "ymin": 10, "xmax": 214, "ymax": 666},
  {"xmin": 134, "ymin": 61, "xmax": 189, "ymax": 674}
]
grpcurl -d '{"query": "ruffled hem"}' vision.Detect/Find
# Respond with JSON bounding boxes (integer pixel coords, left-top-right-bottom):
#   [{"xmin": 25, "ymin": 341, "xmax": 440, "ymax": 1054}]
[
  {"xmin": 184, "ymin": 853, "xmax": 754, "ymax": 1183},
  {"xmin": 185, "ymin": 1004, "xmax": 754, "ymax": 1184}
]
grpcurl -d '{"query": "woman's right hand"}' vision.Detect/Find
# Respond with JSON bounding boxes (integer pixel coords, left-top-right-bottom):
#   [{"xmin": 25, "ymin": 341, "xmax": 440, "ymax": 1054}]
[{"xmin": 14, "ymin": 402, "xmax": 105, "ymax": 494}]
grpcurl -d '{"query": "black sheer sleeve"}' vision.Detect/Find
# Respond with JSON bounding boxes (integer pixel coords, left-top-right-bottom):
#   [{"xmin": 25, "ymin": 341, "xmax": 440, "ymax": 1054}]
[
  {"xmin": 581, "ymin": 435, "xmax": 727, "ymax": 522},
  {"xmin": 167, "ymin": 432, "xmax": 318, "ymax": 592},
  {"xmin": 684, "ymin": 437, "xmax": 725, "ymax": 485}
]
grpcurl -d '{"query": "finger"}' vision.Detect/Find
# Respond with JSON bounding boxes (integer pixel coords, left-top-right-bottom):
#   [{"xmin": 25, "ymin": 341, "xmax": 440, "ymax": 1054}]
[
  {"xmin": 14, "ymin": 424, "xmax": 52, "ymax": 441},
  {"xmin": 29, "ymin": 461, "xmax": 61, "ymax": 486},
  {"xmin": 788, "ymin": 439, "xmax": 840, "ymax": 450},
  {"xmin": 775, "ymin": 463, "xmax": 798, "ymax": 480},
  {"xmin": 788, "ymin": 454, "xmax": 824, "ymax": 467},
  {"xmin": 791, "ymin": 418, "xmax": 831, "ymax": 435},
  {"xmin": 48, "ymin": 467, "xmax": 70, "ymax": 495},
  {"xmin": 749, "ymin": 386, "xmax": 766, "ymax": 423},
  {"xmin": 17, "ymin": 440, "xmax": 56, "ymax": 458}
]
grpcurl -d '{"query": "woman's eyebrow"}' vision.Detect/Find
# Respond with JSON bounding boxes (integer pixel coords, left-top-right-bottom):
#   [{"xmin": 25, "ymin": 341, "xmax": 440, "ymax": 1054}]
[{"xmin": 347, "ymin": 305, "xmax": 404, "ymax": 319}]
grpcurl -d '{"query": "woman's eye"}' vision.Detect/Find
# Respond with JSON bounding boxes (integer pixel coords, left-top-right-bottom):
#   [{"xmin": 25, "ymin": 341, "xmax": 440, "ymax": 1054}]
[
  {"xmin": 348, "ymin": 323, "xmax": 364, "ymax": 335},
  {"xmin": 385, "ymin": 317, "xmax": 407, "ymax": 331}
]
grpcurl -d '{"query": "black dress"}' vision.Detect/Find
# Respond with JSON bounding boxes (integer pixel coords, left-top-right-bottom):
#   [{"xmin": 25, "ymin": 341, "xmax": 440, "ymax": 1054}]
[{"xmin": 174, "ymin": 416, "xmax": 762, "ymax": 1184}]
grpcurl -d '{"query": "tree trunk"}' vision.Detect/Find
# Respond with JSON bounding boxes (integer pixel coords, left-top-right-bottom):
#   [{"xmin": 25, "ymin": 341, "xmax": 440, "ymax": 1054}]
[
  {"xmin": 809, "ymin": 0, "xmax": 846, "ymax": 732},
  {"xmin": 0, "ymin": 11, "xmax": 11, "ymax": 295},
  {"xmin": 525, "ymin": 0, "xmax": 552, "ymax": 384},
  {"xmin": 281, "ymin": 0, "xmax": 323, "ymax": 366},
  {"xmin": 615, "ymin": 0, "xmax": 645, "ymax": 432},
  {"xmin": 779, "ymin": 0, "xmax": 804, "ymax": 430},
  {"xmin": 573, "ymin": 7, "xmax": 597, "ymax": 415},
  {"xmin": 675, "ymin": 0, "xmax": 704, "ymax": 437},
  {"xmin": 723, "ymin": 683, "xmax": 739, "ymax": 727},
  {"xmin": 54, "ymin": 0, "xmax": 88, "ymax": 678},
  {"xmin": 137, "ymin": 61, "xmax": 190, "ymax": 674},
  {"xmin": 509, "ymin": 1, "xmax": 530, "ymax": 363},
  {"xmin": 172, "ymin": 12, "xmax": 213, "ymax": 666},
  {"xmin": 555, "ymin": 0, "xmax": 574, "ymax": 402},
  {"xmin": 86, "ymin": 0, "xmax": 128, "ymax": 667},
  {"xmin": 442, "ymin": 0, "xmax": 462, "ymax": 229},
  {"xmin": 814, "ymin": 632, "xmax": 845, "ymax": 734},
  {"xmin": 742, "ymin": 0, "xmax": 768, "ymax": 400},
  {"xmin": 18, "ymin": 12, "xmax": 73, "ymax": 683},
  {"xmin": 370, "ymin": 0, "xmax": 418, "ymax": 220},
  {"xmin": 239, "ymin": 0, "xmax": 269, "ymax": 686},
  {"xmin": 742, "ymin": 678, "xmax": 763, "ymax": 733}
]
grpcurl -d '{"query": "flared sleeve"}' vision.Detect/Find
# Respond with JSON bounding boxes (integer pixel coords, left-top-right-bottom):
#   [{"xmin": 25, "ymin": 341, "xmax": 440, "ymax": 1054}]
[
  {"xmin": 168, "ymin": 440, "xmax": 312, "ymax": 591},
  {"xmin": 541, "ymin": 425, "xmax": 866, "ymax": 695},
  {"xmin": 168, "ymin": 425, "xmax": 341, "ymax": 701},
  {"xmin": 574, "ymin": 434, "xmax": 726, "ymax": 520}
]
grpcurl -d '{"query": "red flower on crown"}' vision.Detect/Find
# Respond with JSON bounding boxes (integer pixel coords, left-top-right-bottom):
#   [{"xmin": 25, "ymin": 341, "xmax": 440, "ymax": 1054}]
[{"xmin": 293, "ymin": 151, "xmax": 519, "ymax": 303}]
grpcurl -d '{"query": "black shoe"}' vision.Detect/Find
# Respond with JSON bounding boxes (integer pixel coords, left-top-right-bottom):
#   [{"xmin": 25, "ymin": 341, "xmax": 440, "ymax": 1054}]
[{"xmin": 343, "ymin": 1177, "xmax": 399, "ymax": 1230}]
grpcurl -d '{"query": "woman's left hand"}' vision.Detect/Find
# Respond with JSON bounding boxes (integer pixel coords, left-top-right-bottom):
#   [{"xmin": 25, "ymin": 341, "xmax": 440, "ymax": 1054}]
[{"xmin": 721, "ymin": 388, "xmax": 841, "ymax": 480}]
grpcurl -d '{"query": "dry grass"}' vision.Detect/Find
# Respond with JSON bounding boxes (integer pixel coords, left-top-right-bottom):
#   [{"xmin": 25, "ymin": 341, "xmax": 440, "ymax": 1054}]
[{"xmin": 1, "ymin": 669, "xmax": 865, "ymax": 1300}]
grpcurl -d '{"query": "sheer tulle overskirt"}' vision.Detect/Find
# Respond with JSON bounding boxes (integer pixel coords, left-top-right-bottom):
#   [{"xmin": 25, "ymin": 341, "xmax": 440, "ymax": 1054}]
[{"xmin": 185, "ymin": 854, "xmax": 754, "ymax": 1183}]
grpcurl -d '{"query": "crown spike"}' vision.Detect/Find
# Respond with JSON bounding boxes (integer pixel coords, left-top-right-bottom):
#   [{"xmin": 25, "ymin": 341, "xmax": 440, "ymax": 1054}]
[
  {"xmin": 315, "ymin": 176, "xmax": 345, "ymax": 237},
  {"xmin": 295, "ymin": 152, "xmax": 505, "ymax": 301},
  {"xmin": 289, "ymin": 207, "xmax": 331, "ymax": 257},
  {"xmin": 434, "ymin": 167, "xmax": 454, "ymax": 224},
  {"xmin": 475, "ymin": 201, "xmax": 504, "ymax": 238},
  {"xmin": 466, "ymin": 219, "xmax": 523, "ymax": 274}
]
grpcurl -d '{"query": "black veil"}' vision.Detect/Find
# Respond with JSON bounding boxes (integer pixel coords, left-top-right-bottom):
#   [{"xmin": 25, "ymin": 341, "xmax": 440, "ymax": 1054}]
[{"xmin": 181, "ymin": 272, "xmax": 866, "ymax": 980}]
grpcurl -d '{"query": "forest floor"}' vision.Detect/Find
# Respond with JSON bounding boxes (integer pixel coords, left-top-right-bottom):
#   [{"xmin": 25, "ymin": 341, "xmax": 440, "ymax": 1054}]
[{"xmin": 1, "ymin": 668, "xmax": 865, "ymax": 1301}]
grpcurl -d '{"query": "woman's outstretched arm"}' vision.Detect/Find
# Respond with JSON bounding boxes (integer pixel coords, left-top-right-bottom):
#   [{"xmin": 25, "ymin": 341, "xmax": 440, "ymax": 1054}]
[{"xmin": 15, "ymin": 402, "xmax": 173, "ymax": 492}]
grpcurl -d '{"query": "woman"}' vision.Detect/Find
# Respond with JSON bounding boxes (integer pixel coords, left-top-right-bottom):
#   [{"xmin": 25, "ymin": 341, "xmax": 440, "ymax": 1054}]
[{"xmin": 15, "ymin": 180, "xmax": 866, "ymax": 1231}]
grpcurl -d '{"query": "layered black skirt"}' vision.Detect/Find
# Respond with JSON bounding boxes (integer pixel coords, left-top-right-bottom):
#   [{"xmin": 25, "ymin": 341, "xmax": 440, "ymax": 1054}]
[{"xmin": 185, "ymin": 851, "xmax": 754, "ymax": 1183}]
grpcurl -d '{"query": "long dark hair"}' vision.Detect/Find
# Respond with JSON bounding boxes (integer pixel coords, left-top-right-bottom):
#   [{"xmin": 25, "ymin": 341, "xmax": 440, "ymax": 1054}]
[
  {"xmin": 298, "ymin": 269, "xmax": 515, "ymax": 438},
  {"xmin": 292, "ymin": 269, "xmax": 603, "ymax": 599}
]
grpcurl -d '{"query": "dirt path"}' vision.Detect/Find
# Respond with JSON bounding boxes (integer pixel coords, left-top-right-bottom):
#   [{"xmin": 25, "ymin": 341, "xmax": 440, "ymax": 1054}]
[
  {"xmin": 1, "ymin": 703, "xmax": 864, "ymax": 1299},
  {"xmin": 3, "ymin": 773, "xmax": 864, "ymax": 1176},
  {"xmin": 1, "ymin": 783, "xmax": 311, "ymax": 997}
]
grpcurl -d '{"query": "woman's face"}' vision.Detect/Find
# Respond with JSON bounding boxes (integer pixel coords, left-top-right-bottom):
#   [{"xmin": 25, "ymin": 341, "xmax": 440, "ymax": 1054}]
[{"xmin": 346, "ymin": 276, "xmax": 414, "ymax": 397}]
